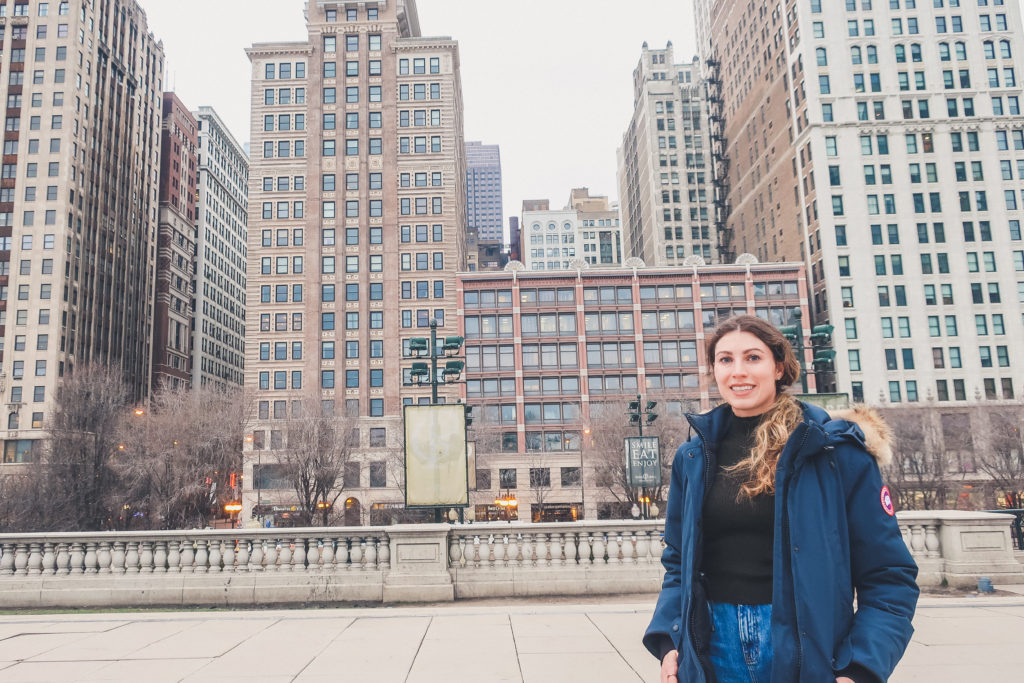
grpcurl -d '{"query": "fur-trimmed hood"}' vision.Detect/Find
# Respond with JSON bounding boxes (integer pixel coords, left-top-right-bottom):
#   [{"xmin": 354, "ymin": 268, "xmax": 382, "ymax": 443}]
[{"xmin": 828, "ymin": 405, "xmax": 894, "ymax": 467}]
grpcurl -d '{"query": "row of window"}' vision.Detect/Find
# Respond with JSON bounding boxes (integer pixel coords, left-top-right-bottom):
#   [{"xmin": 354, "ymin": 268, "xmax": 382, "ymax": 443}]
[
  {"xmin": 263, "ymin": 62, "xmax": 306, "ymax": 80},
  {"xmin": 813, "ymin": 14, "xmax": 1009, "ymax": 39}
]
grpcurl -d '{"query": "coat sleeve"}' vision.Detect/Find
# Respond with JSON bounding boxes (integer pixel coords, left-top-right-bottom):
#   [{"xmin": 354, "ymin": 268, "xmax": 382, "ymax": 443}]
[
  {"xmin": 838, "ymin": 446, "xmax": 919, "ymax": 681},
  {"xmin": 643, "ymin": 444, "xmax": 688, "ymax": 659}
]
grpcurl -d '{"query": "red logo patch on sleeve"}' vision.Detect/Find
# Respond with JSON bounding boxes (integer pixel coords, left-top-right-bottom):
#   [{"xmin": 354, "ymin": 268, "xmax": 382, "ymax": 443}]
[{"xmin": 880, "ymin": 486, "xmax": 895, "ymax": 516}]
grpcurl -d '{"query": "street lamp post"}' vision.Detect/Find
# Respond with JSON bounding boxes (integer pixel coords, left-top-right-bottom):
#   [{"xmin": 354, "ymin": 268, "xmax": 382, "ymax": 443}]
[
  {"xmin": 626, "ymin": 395, "xmax": 659, "ymax": 520},
  {"xmin": 406, "ymin": 319, "xmax": 468, "ymax": 522}
]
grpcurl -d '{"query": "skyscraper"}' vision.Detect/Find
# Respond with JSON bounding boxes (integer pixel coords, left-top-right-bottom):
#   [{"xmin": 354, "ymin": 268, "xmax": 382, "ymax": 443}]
[
  {"xmin": 697, "ymin": 0, "xmax": 1024, "ymax": 404},
  {"xmin": 1, "ymin": 0, "xmax": 164, "ymax": 463},
  {"xmin": 192, "ymin": 106, "xmax": 248, "ymax": 389},
  {"xmin": 465, "ymin": 140, "xmax": 503, "ymax": 245},
  {"xmin": 153, "ymin": 93, "xmax": 198, "ymax": 391},
  {"xmin": 244, "ymin": 0, "xmax": 467, "ymax": 522},
  {"xmin": 617, "ymin": 42, "xmax": 716, "ymax": 267}
]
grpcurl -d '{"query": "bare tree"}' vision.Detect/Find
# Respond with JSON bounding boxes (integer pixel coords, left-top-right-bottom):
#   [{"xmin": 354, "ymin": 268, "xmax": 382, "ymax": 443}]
[
  {"xmin": 18, "ymin": 365, "xmax": 131, "ymax": 531},
  {"xmin": 116, "ymin": 384, "xmax": 255, "ymax": 529},
  {"xmin": 975, "ymin": 406, "xmax": 1024, "ymax": 508},
  {"xmin": 276, "ymin": 396, "xmax": 357, "ymax": 526},
  {"xmin": 585, "ymin": 399, "xmax": 688, "ymax": 518}
]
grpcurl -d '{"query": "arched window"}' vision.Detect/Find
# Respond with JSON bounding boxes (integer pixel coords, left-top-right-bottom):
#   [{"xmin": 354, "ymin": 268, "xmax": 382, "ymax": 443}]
[
  {"xmin": 7, "ymin": 412, "xmax": 19, "ymax": 429},
  {"xmin": 816, "ymin": 47, "xmax": 828, "ymax": 66},
  {"xmin": 955, "ymin": 42, "xmax": 967, "ymax": 60},
  {"xmin": 984, "ymin": 40, "xmax": 995, "ymax": 59},
  {"xmin": 892, "ymin": 45, "xmax": 904, "ymax": 63},
  {"xmin": 938, "ymin": 42, "xmax": 950, "ymax": 61},
  {"xmin": 1001, "ymin": 40, "xmax": 1012, "ymax": 59},
  {"xmin": 851, "ymin": 46, "xmax": 862, "ymax": 64},
  {"xmin": 866, "ymin": 45, "xmax": 878, "ymax": 64},
  {"xmin": 910, "ymin": 43, "xmax": 923, "ymax": 62}
]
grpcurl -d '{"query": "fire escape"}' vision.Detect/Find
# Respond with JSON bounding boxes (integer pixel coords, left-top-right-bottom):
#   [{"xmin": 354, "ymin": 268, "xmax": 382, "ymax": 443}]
[{"xmin": 705, "ymin": 58, "xmax": 734, "ymax": 263}]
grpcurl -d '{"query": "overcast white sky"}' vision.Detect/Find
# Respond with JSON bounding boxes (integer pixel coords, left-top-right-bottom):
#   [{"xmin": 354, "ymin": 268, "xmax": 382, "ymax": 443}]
[{"xmin": 138, "ymin": 0, "xmax": 695, "ymax": 227}]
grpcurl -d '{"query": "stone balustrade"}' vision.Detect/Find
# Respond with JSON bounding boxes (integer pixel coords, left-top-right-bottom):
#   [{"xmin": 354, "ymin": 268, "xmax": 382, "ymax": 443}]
[{"xmin": 0, "ymin": 513, "xmax": 1019, "ymax": 608}]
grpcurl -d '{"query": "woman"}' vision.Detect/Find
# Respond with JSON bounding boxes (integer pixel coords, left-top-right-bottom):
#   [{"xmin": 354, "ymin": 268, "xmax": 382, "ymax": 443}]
[{"xmin": 644, "ymin": 315, "xmax": 918, "ymax": 682}]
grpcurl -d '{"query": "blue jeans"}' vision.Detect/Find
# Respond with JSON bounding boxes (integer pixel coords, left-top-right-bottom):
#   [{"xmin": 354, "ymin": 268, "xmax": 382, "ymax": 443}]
[{"xmin": 709, "ymin": 602, "xmax": 773, "ymax": 683}]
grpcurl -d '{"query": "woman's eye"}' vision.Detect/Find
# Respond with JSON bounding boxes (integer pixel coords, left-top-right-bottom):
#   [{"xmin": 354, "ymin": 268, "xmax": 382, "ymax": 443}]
[{"xmin": 747, "ymin": 354, "xmax": 761, "ymax": 362}]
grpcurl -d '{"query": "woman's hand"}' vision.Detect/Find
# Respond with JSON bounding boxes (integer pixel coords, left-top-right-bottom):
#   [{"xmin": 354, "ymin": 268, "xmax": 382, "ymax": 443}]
[
  {"xmin": 836, "ymin": 677, "xmax": 854, "ymax": 683},
  {"xmin": 660, "ymin": 649, "xmax": 679, "ymax": 682}
]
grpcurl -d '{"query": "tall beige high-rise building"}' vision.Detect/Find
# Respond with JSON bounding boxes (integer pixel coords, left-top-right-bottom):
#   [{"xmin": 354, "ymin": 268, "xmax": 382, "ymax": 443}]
[
  {"xmin": 244, "ymin": 0, "xmax": 466, "ymax": 524},
  {"xmin": 0, "ymin": 0, "xmax": 164, "ymax": 464},
  {"xmin": 617, "ymin": 42, "xmax": 716, "ymax": 267},
  {"xmin": 696, "ymin": 0, "xmax": 1024, "ymax": 404},
  {"xmin": 192, "ymin": 106, "xmax": 248, "ymax": 389}
]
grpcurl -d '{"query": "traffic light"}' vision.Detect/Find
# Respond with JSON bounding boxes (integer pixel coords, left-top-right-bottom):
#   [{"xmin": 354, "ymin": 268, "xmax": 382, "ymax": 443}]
[
  {"xmin": 810, "ymin": 324, "xmax": 834, "ymax": 345},
  {"xmin": 442, "ymin": 336, "xmax": 465, "ymax": 355},
  {"xmin": 778, "ymin": 324, "xmax": 800, "ymax": 344},
  {"xmin": 410, "ymin": 361, "xmax": 429, "ymax": 382},
  {"xmin": 443, "ymin": 359, "xmax": 465, "ymax": 381},
  {"xmin": 645, "ymin": 400, "xmax": 658, "ymax": 424},
  {"xmin": 813, "ymin": 349, "xmax": 837, "ymax": 369},
  {"xmin": 627, "ymin": 399, "xmax": 641, "ymax": 412}
]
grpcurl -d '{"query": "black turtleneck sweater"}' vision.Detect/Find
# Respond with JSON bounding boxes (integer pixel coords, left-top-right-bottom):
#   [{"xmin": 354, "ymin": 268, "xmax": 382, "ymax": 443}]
[{"xmin": 700, "ymin": 410, "xmax": 774, "ymax": 605}]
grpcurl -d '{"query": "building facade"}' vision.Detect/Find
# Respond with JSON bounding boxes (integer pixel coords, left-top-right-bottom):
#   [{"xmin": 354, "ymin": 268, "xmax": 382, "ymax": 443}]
[
  {"xmin": 0, "ymin": 0, "xmax": 164, "ymax": 463},
  {"xmin": 520, "ymin": 189, "xmax": 622, "ymax": 271},
  {"xmin": 153, "ymin": 93, "xmax": 197, "ymax": 390},
  {"xmin": 617, "ymin": 42, "xmax": 717, "ymax": 267},
  {"xmin": 243, "ymin": 0, "xmax": 467, "ymax": 523},
  {"xmin": 696, "ymin": 0, "xmax": 1024, "ymax": 404},
  {"xmin": 458, "ymin": 261, "xmax": 808, "ymax": 521},
  {"xmin": 465, "ymin": 140, "xmax": 502, "ymax": 244},
  {"xmin": 192, "ymin": 106, "xmax": 248, "ymax": 389}
]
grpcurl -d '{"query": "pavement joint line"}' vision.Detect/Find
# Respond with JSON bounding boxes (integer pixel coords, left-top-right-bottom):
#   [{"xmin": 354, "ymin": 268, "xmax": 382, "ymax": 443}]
[
  {"xmin": 585, "ymin": 610, "xmax": 646, "ymax": 682},
  {"xmin": 289, "ymin": 614, "xmax": 357, "ymax": 681},
  {"xmin": 508, "ymin": 612, "xmax": 525, "ymax": 683},
  {"xmin": 403, "ymin": 614, "xmax": 433, "ymax": 683}
]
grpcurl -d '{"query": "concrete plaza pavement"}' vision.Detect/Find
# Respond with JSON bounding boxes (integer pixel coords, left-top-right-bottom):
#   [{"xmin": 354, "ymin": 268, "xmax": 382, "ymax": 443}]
[{"xmin": 0, "ymin": 592, "xmax": 1022, "ymax": 682}]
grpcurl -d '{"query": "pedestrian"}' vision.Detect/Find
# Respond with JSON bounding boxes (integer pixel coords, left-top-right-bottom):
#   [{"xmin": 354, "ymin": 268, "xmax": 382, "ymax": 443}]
[{"xmin": 644, "ymin": 314, "xmax": 918, "ymax": 682}]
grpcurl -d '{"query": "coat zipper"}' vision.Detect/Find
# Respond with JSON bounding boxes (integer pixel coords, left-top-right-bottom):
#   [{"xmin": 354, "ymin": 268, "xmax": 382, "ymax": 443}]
[{"xmin": 687, "ymin": 417, "xmax": 715, "ymax": 680}]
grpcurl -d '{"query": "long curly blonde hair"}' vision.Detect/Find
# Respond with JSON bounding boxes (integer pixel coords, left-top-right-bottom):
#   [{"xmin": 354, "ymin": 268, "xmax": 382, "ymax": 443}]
[{"xmin": 706, "ymin": 315, "xmax": 804, "ymax": 498}]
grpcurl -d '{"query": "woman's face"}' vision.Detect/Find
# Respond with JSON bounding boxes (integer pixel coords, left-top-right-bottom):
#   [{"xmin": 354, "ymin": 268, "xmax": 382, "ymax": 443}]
[{"xmin": 712, "ymin": 330, "xmax": 784, "ymax": 417}]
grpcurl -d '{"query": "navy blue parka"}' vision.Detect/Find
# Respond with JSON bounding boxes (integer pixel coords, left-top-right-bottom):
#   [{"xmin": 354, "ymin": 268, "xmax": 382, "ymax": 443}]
[{"xmin": 643, "ymin": 402, "xmax": 919, "ymax": 682}]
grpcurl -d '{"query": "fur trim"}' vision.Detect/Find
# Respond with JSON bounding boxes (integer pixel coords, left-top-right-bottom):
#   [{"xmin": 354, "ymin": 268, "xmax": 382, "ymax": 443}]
[{"xmin": 829, "ymin": 405, "xmax": 894, "ymax": 467}]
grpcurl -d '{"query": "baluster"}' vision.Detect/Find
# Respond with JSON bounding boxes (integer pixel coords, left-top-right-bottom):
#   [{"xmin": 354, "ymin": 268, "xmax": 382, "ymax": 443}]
[
  {"xmin": 449, "ymin": 534, "xmax": 463, "ymax": 568},
  {"xmin": 467, "ymin": 535, "xmax": 478, "ymax": 568},
  {"xmin": 378, "ymin": 535, "xmax": 390, "ymax": 570},
  {"xmin": 493, "ymin": 533, "xmax": 506, "ymax": 566},
  {"xmin": 0, "ymin": 543, "xmax": 14, "ymax": 575},
  {"xmin": 564, "ymin": 532, "xmax": 577, "ymax": 565},
  {"xmin": 139, "ymin": 541, "xmax": 154, "ymax": 573},
  {"xmin": 207, "ymin": 540, "xmax": 222, "ymax": 573},
  {"xmin": 125, "ymin": 542, "xmax": 140, "ymax": 574},
  {"xmin": 306, "ymin": 539, "xmax": 320, "ymax": 569},
  {"xmin": 97, "ymin": 541, "xmax": 112, "ymax": 574},
  {"xmin": 900, "ymin": 525, "xmax": 912, "ymax": 552},
  {"xmin": 152, "ymin": 540, "xmax": 167, "ymax": 573},
  {"xmin": 234, "ymin": 539, "xmax": 248, "ymax": 572},
  {"xmin": 364, "ymin": 537, "xmax": 377, "ymax": 569},
  {"xmin": 486, "ymin": 534, "xmax": 497, "ymax": 568},
  {"xmin": 909, "ymin": 524, "xmax": 925, "ymax": 555},
  {"xmin": 335, "ymin": 537, "xmax": 350, "ymax": 569},
  {"xmin": 349, "ymin": 538, "xmax": 363, "ymax": 570},
  {"xmin": 552, "ymin": 533, "xmax": 565, "ymax": 566},
  {"xmin": 55, "ymin": 543, "xmax": 71, "ymax": 575},
  {"xmin": 520, "ymin": 532, "xmax": 533, "ymax": 566},
  {"xmin": 278, "ymin": 540, "xmax": 292, "ymax": 571},
  {"xmin": 181, "ymin": 540, "xmax": 195, "ymax": 573},
  {"xmin": 321, "ymin": 537, "xmax": 335, "ymax": 569},
  {"xmin": 69, "ymin": 541, "xmax": 85, "ymax": 574},
  {"xmin": 83, "ymin": 542, "xmax": 98, "ymax": 574},
  {"xmin": 12, "ymin": 543, "xmax": 29, "ymax": 576},
  {"xmin": 924, "ymin": 524, "xmax": 941, "ymax": 558},
  {"xmin": 26, "ymin": 542, "xmax": 43, "ymax": 575},
  {"xmin": 582, "ymin": 532, "xmax": 595, "ymax": 565},
  {"xmin": 610, "ymin": 534, "xmax": 623, "ymax": 565},
  {"xmin": 621, "ymin": 532, "xmax": 636, "ymax": 564},
  {"xmin": 193, "ymin": 540, "xmax": 209, "ymax": 573},
  {"xmin": 222, "ymin": 540, "xmax": 235, "ymax": 573},
  {"xmin": 248, "ymin": 539, "xmax": 262, "ymax": 572},
  {"xmin": 41, "ymin": 542, "xmax": 56, "ymax": 575},
  {"xmin": 110, "ymin": 541, "xmax": 126, "ymax": 574},
  {"xmin": 264, "ymin": 540, "xmax": 278, "ymax": 572},
  {"xmin": 166, "ymin": 540, "xmax": 180, "ymax": 573},
  {"xmin": 635, "ymin": 531, "xmax": 650, "ymax": 564},
  {"xmin": 293, "ymin": 538, "xmax": 307, "ymax": 571},
  {"xmin": 532, "ymin": 532, "xmax": 546, "ymax": 567},
  {"xmin": 592, "ymin": 533, "xmax": 606, "ymax": 565}
]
